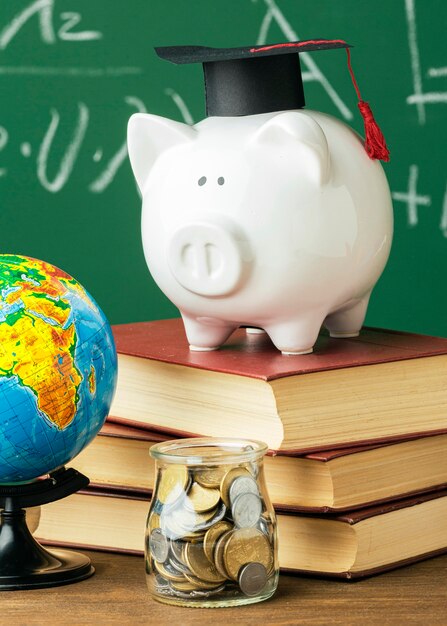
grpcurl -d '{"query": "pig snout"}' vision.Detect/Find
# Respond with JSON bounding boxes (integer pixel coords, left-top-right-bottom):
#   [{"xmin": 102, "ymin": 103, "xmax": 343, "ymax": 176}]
[{"xmin": 167, "ymin": 219, "xmax": 251, "ymax": 297}]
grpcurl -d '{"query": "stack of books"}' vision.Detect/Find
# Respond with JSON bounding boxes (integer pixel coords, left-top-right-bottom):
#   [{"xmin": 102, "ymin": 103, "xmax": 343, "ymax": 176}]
[{"xmin": 35, "ymin": 319, "xmax": 447, "ymax": 578}]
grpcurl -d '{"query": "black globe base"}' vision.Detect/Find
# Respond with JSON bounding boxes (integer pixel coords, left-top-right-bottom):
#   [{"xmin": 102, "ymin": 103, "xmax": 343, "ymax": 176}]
[{"xmin": 0, "ymin": 467, "xmax": 94, "ymax": 590}]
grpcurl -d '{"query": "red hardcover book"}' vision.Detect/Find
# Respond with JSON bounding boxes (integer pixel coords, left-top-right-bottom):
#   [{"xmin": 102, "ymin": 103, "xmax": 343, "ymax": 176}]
[
  {"xmin": 109, "ymin": 319, "xmax": 447, "ymax": 451},
  {"xmin": 70, "ymin": 422, "xmax": 447, "ymax": 512},
  {"xmin": 36, "ymin": 487, "xmax": 447, "ymax": 579}
]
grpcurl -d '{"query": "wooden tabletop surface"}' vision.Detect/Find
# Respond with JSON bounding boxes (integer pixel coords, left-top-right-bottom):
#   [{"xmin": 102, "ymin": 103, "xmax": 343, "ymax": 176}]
[{"xmin": 2, "ymin": 550, "xmax": 446, "ymax": 625}]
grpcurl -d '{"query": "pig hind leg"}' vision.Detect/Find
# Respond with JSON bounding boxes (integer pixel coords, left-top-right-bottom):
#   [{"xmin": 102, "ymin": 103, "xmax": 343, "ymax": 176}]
[
  {"xmin": 182, "ymin": 313, "xmax": 237, "ymax": 351},
  {"xmin": 324, "ymin": 295, "xmax": 371, "ymax": 338},
  {"xmin": 265, "ymin": 314, "xmax": 326, "ymax": 355}
]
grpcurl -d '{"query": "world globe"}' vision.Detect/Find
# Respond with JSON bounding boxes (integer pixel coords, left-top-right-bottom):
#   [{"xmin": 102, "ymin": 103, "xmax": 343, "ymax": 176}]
[{"xmin": 0, "ymin": 254, "xmax": 117, "ymax": 484}]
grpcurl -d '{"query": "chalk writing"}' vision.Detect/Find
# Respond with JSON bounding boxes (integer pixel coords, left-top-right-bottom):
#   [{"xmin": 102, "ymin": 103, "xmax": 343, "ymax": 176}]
[
  {"xmin": 405, "ymin": 0, "xmax": 447, "ymax": 124},
  {"xmin": 392, "ymin": 165, "xmax": 431, "ymax": 227},
  {"xmin": 253, "ymin": 0, "xmax": 353, "ymax": 120},
  {"xmin": 165, "ymin": 89, "xmax": 194, "ymax": 125},
  {"xmin": 0, "ymin": 127, "xmax": 8, "ymax": 178},
  {"xmin": 37, "ymin": 103, "xmax": 89, "ymax": 193},
  {"xmin": 0, "ymin": 66, "xmax": 142, "ymax": 77},
  {"xmin": 0, "ymin": 0, "xmax": 101, "ymax": 50},
  {"xmin": 89, "ymin": 96, "xmax": 147, "ymax": 193},
  {"xmin": 440, "ymin": 183, "xmax": 447, "ymax": 237}
]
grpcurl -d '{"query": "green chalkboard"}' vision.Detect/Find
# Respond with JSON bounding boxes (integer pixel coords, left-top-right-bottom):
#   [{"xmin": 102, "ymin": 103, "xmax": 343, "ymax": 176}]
[{"xmin": 1, "ymin": 0, "xmax": 446, "ymax": 337}]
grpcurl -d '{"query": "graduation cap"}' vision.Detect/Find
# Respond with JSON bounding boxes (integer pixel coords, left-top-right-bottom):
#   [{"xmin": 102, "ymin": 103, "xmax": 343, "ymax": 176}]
[{"xmin": 155, "ymin": 39, "xmax": 389, "ymax": 162}]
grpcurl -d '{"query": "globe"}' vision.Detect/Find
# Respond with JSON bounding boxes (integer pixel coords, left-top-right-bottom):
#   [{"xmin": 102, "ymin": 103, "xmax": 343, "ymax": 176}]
[{"xmin": 0, "ymin": 254, "xmax": 117, "ymax": 484}]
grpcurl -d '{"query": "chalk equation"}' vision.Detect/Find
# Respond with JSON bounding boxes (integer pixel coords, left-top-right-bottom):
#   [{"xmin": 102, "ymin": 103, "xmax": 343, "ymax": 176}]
[
  {"xmin": 0, "ymin": 0, "xmax": 446, "ymax": 240},
  {"xmin": 0, "ymin": 0, "xmax": 102, "ymax": 49},
  {"xmin": 0, "ymin": 96, "xmax": 146, "ymax": 193},
  {"xmin": 392, "ymin": 165, "xmax": 447, "ymax": 239},
  {"xmin": 405, "ymin": 0, "xmax": 447, "ymax": 125}
]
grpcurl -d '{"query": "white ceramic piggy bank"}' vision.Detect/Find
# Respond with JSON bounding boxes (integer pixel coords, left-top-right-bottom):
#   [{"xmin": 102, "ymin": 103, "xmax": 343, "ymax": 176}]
[{"xmin": 128, "ymin": 109, "xmax": 393, "ymax": 354}]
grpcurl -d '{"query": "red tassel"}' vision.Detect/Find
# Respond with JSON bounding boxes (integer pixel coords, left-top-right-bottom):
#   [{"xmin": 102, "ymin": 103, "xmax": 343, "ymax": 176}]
[{"xmin": 346, "ymin": 49, "xmax": 390, "ymax": 162}]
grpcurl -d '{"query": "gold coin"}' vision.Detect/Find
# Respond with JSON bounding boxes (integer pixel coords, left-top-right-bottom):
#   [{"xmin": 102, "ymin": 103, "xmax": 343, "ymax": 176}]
[
  {"xmin": 157, "ymin": 465, "xmax": 189, "ymax": 505},
  {"xmin": 170, "ymin": 580, "xmax": 197, "ymax": 592},
  {"xmin": 185, "ymin": 482, "xmax": 220, "ymax": 513},
  {"xmin": 195, "ymin": 466, "xmax": 227, "ymax": 489},
  {"xmin": 154, "ymin": 559, "xmax": 186, "ymax": 583},
  {"xmin": 183, "ymin": 542, "xmax": 226, "ymax": 584},
  {"xmin": 149, "ymin": 512, "xmax": 161, "ymax": 530},
  {"xmin": 183, "ymin": 573, "xmax": 224, "ymax": 590},
  {"xmin": 181, "ymin": 530, "xmax": 206, "ymax": 542},
  {"xmin": 223, "ymin": 528, "xmax": 273, "ymax": 581},
  {"xmin": 220, "ymin": 467, "xmax": 252, "ymax": 508},
  {"xmin": 213, "ymin": 529, "xmax": 233, "ymax": 579},
  {"xmin": 203, "ymin": 520, "xmax": 233, "ymax": 563}
]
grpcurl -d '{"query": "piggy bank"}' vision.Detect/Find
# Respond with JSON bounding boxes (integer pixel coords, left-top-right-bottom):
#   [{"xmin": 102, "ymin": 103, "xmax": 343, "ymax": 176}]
[{"xmin": 127, "ymin": 109, "xmax": 393, "ymax": 354}]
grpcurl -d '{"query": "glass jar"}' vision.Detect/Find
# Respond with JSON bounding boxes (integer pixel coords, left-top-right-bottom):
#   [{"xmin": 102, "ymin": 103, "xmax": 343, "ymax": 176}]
[{"xmin": 145, "ymin": 438, "xmax": 279, "ymax": 608}]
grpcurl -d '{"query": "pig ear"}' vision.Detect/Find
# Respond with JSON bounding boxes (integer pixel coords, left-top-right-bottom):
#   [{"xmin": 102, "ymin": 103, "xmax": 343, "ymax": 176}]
[
  {"xmin": 252, "ymin": 112, "xmax": 330, "ymax": 185},
  {"xmin": 127, "ymin": 113, "xmax": 196, "ymax": 192}
]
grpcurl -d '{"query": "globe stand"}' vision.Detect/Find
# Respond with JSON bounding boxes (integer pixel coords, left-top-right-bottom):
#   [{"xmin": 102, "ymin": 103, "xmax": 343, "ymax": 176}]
[{"xmin": 0, "ymin": 467, "xmax": 94, "ymax": 590}]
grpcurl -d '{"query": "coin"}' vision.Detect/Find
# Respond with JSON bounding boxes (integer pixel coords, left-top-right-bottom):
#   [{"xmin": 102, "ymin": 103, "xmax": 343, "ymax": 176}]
[
  {"xmin": 232, "ymin": 493, "xmax": 262, "ymax": 528},
  {"xmin": 183, "ymin": 542, "xmax": 226, "ymax": 584},
  {"xmin": 195, "ymin": 466, "xmax": 227, "ymax": 489},
  {"xmin": 161, "ymin": 506, "xmax": 196, "ymax": 539},
  {"xmin": 220, "ymin": 467, "xmax": 253, "ymax": 508},
  {"xmin": 154, "ymin": 558, "xmax": 187, "ymax": 583},
  {"xmin": 168, "ymin": 553, "xmax": 191, "ymax": 575},
  {"xmin": 228, "ymin": 475, "xmax": 259, "ymax": 505},
  {"xmin": 170, "ymin": 539, "xmax": 187, "ymax": 564},
  {"xmin": 171, "ymin": 584, "xmax": 226, "ymax": 599},
  {"xmin": 149, "ymin": 528, "xmax": 169, "ymax": 563},
  {"xmin": 169, "ymin": 580, "xmax": 197, "ymax": 592},
  {"xmin": 154, "ymin": 574, "xmax": 170, "ymax": 591},
  {"xmin": 183, "ymin": 573, "xmax": 224, "ymax": 590},
  {"xmin": 213, "ymin": 529, "xmax": 233, "ymax": 578},
  {"xmin": 149, "ymin": 512, "xmax": 161, "ymax": 529},
  {"xmin": 257, "ymin": 516, "xmax": 270, "ymax": 537},
  {"xmin": 189, "ymin": 584, "xmax": 226, "ymax": 598},
  {"xmin": 184, "ymin": 482, "xmax": 221, "ymax": 513},
  {"xmin": 238, "ymin": 562, "xmax": 268, "ymax": 597},
  {"xmin": 157, "ymin": 465, "xmax": 190, "ymax": 505},
  {"xmin": 194, "ymin": 501, "xmax": 226, "ymax": 532},
  {"xmin": 203, "ymin": 520, "xmax": 233, "ymax": 563},
  {"xmin": 223, "ymin": 528, "xmax": 273, "ymax": 581}
]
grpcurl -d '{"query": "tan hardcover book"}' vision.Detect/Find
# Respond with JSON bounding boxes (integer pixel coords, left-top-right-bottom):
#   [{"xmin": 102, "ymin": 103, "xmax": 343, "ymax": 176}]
[
  {"xmin": 70, "ymin": 423, "xmax": 447, "ymax": 511},
  {"xmin": 110, "ymin": 319, "xmax": 447, "ymax": 452},
  {"xmin": 35, "ymin": 488, "xmax": 447, "ymax": 579}
]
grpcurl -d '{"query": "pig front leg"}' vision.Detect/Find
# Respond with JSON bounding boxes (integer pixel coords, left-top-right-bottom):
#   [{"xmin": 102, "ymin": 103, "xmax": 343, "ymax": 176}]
[
  {"xmin": 181, "ymin": 313, "xmax": 237, "ymax": 351},
  {"xmin": 265, "ymin": 314, "xmax": 325, "ymax": 355},
  {"xmin": 324, "ymin": 295, "xmax": 370, "ymax": 338}
]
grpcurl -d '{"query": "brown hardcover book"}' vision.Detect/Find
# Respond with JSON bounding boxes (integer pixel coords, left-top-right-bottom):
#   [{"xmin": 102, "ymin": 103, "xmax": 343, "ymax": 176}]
[
  {"xmin": 69, "ymin": 423, "xmax": 447, "ymax": 511},
  {"xmin": 110, "ymin": 319, "xmax": 447, "ymax": 451},
  {"xmin": 35, "ymin": 488, "xmax": 447, "ymax": 579}
]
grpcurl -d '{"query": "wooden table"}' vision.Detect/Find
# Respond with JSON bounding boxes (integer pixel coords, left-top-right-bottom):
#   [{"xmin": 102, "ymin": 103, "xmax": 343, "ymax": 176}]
[{"xmin": 2, "ymin": 551, "xmax": 446, "ymax": 625}]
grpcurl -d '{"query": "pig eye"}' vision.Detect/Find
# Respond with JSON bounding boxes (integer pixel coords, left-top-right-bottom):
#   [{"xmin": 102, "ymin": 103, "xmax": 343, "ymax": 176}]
[
  {"xmin": 218, "ymin": 177, "xmax": 225, "ymax": 186},
  {"xmin": 198, "ymin": 176, "xmax": 207, "ymax": 186}
]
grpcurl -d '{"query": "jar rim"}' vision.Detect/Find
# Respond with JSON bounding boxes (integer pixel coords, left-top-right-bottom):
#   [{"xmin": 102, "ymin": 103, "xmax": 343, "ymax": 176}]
[{"xmin": 149, "ymin": 437, "xmax": 268, "ymax": 465}]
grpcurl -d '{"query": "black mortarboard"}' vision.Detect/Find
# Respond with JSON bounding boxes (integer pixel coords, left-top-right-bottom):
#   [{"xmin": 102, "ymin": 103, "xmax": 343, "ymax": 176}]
[
  {"xmin": 155, "ymin": 39, "xmax": 390, "ymax": 161},
  {"xmin": 155, "ymin": 39, "xmax": 350, "ymax": 117}
]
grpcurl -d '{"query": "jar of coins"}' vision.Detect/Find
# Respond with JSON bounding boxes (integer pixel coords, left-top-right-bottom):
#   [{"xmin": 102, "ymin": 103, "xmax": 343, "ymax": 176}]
[{"xmin": 146, "ymin": 438, "xmax": 278, "ymax": 608}]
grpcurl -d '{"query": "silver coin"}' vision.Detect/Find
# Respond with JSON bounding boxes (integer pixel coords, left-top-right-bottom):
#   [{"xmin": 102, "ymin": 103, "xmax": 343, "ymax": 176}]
[
  {"xmin": 232, "ymin": 493, "xmax": 262, "ymax": 528},
  {"xmin": 171, "ymin": 584, "xmax": 226, "ymax": 599},
  {"xmin": 154, "ymin": 573, "xmax": 170, "ymax": 591},
  {"xmin": 257, "ymin": 516, "xmax": 270, "ymax": 537},
  {"xmin": 168, "ymin": 554, "xmax": 191, "ymax": 575},
  {"xmin": 229, "ymin": 475, "xmax": 259, "ymax": 506},
  {"xmin": 149, "ymin": 528, "xmax": 169, "ymax": 563},
  {"xmin": 161, "ymin": 506, "xmax": 197, "ymax": 540},
  {"xmin": 238, "ymin": 562, "xmax": 268, "ymax": 597},
  {"xmin": 170, "ymin": 539, "xmax": 186, "ymax": 563}
]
